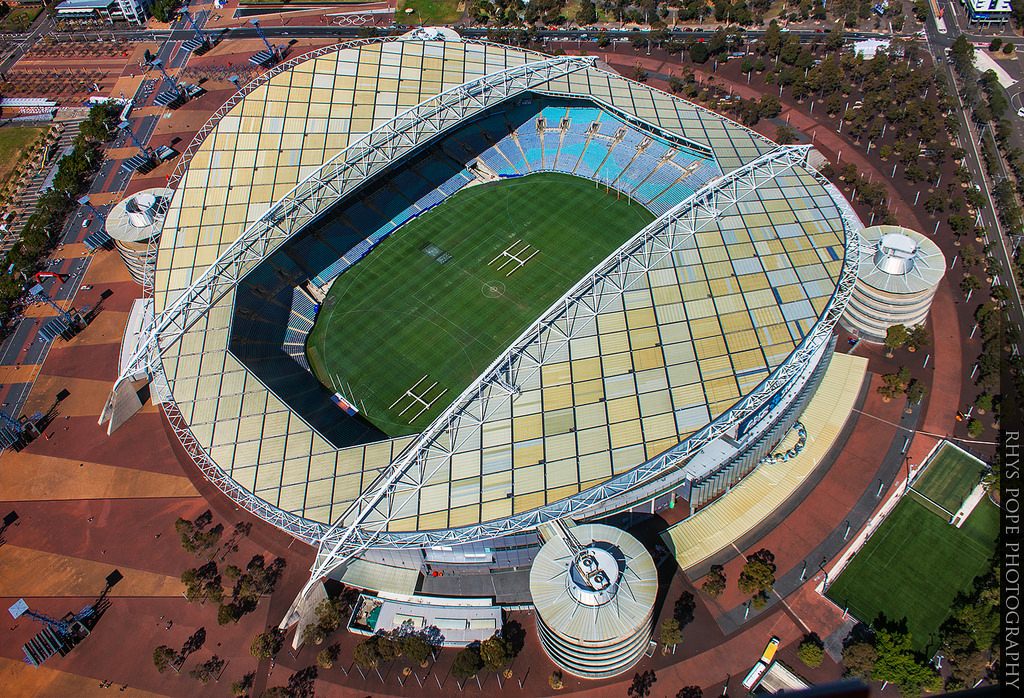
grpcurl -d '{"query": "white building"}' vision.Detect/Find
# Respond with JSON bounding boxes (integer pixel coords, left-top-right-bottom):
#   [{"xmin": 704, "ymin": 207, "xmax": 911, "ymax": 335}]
[
  {"xmin": 117, "ymin": 0, "xmax": 152, "ymax": 26},
  {"xmin": 55, "ymin": 0, "xmax": 150, "ymax": 24},
  {"xmin": 960, "ymin": 0, "xmax": 1012, "ymax": 24}
]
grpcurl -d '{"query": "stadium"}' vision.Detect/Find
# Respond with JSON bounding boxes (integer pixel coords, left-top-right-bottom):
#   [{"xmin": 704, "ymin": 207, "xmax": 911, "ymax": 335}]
[{"xmin": 105, "ymin": 31, "xmax": 861, "ymax": 652}]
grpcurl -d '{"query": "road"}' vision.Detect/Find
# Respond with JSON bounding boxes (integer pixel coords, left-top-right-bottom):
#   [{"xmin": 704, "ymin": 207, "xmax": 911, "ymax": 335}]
[
  {"xmin": 926, "ymin": 3, "xmax": 1024, "ymax": 352},
  {"xmin": 0, "ymin": 13, "xmax": 52, "ymax": 76}
]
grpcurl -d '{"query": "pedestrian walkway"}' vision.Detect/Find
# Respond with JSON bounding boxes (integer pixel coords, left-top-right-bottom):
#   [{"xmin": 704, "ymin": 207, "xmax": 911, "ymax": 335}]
[{"xmin": 662, "ymin": 352, "xmax": 868, "ymax": 572}]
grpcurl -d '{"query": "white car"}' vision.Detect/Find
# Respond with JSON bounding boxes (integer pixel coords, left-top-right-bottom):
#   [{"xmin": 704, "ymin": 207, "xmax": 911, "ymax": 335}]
[
  {"xmin": 1017, "ymin": 107, "xmax": 1024, "ymax": 119},
  {"xmin": 81, "ymin": 218, "xmax": 90, "ymax": 228}
]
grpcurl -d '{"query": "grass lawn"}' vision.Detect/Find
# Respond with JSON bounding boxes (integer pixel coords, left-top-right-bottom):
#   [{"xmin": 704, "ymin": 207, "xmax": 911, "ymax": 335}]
[
  {"xmin": 307, "ymin": 172, "xmax": 653, "ymax": 436},
  {"xmin": 396, "ymin": 0, "xmax": 464, "ymax": 25},
  {"xmin": 913, "ymin": 442, "xmax": 987, "ymax": 513},
  {"xmin": 826, "ymin": 496, "xmax": 999, "ymax": 654},
  {"xmin": 0, "ymin": 126, "xmax": 45, "ymax": 185},
  {"xmin": 0, "ymin": 7, "xmax": 42, "ymax": 32}
]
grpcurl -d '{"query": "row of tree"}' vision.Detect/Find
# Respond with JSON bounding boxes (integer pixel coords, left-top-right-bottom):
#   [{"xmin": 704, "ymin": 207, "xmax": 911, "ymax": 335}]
[{"xmin": 0, "ymin": 103, "xmax": 118, "ymax": 330}]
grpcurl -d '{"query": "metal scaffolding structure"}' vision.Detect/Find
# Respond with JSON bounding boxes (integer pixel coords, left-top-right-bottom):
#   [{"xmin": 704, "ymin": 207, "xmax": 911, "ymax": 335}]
[
  {"xmin": 102, "ymin": 54, "xmax": 597, "ymax": 417},
  {"xmin": 298, "ymin": 145, "xmax": 863, "ymax": 595}
]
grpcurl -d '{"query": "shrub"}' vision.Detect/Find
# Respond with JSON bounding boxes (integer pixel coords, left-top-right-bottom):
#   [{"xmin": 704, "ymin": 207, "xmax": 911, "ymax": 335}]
[{"xmin": 798, "ymin": 634, "xmax": 825, "ymax": 668}]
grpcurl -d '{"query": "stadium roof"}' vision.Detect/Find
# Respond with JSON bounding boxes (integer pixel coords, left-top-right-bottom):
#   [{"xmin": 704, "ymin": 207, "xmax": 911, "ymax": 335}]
[{"xmin": 151, "ymin": 37, "xmax": 856, "ymax": 545}]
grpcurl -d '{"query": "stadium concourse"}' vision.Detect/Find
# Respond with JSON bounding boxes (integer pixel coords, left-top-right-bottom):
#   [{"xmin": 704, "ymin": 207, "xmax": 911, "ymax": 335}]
[{"xmin": 95, "ymin": 29, "xmax": 868, "ymax": 661}]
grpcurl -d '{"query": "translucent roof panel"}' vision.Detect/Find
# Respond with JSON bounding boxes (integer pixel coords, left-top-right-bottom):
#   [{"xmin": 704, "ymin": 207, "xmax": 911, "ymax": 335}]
[{"xmin": 154, "ymin": 38, "xmax": 849, "ymax": 536}]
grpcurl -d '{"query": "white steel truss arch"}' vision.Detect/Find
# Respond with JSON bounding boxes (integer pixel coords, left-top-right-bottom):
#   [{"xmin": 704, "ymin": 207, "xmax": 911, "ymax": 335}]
[
  {"xmin": 103, "ymin": 54, "xmax": 597, "ymax": 414},
  {"xmin": 303, "ymin": 145, "xmax": 863, "ymax": 589}
]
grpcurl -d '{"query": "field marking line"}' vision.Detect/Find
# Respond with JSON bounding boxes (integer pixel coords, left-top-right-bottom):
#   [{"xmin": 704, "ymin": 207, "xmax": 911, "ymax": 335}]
[
  {"xmin": 906, "ymin": 487, "xmax": 955, "ymax": 518},
  {"xmin": 505, "ymin": 248, "xmax": 539, "ymax": 277},
  {"xmin": 489, "ymin": 239, "xmax": 521, "ymax": 266},
  {"xmin": 409, "ymin": 385, "xmax": 449, "ymax": 424},
  {"xmin": 390, "ymin": 374, "xmax": 428, "ymax": 410}
]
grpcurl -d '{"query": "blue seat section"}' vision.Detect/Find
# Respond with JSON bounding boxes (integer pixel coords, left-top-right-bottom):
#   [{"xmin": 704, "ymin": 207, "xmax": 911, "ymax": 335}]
[
  {"xmin": 272, "ymin": 100, "xmax": 722, "ymax": 290},
  {"xmin": 542, "ymin": 131, "xmax": 561, "ymax": 168},
  {"xmin": 495, "ymin": 139, "xmax": 526, "ymax": 172},
  {"xmin": 616, "ymin": 153, "xmax": 659, "ymax": 192},
  {"xmin": 540, "ymin": 106, "xmax": 567, "ymax": 125},
  {"xmin": 596, "ymin": 114, "xmax": 622, "ymax": 138},
  {"xmin": 437, "ymin": 170, "xmax": 472, "ymax": 196},
  {"xmin": 568, "ymin": 107, "xmax": 602, "ymax": 128},
  {"xmin": 556, "ymin": 132, "xmax": 586, "ymax": 172},
  {"xmin": 594, "ymin": 147, "xmax": 626, "ymax": 183},
  {"xmin": 575, "ymin": 139, "xmax": 608, "ymax": 178},
  {"xmin": 633, "ymin": 164, "xmax": 681, "ymax": 203},
  {"xmin": 517, "ymin": 128, "xmax": 543, "ymax": 168},
  {"xmin": 477, "ymin": 145, "xmax": 516, "ymax": 175},
  {"xmin": 281, "ymin": 287, "xmax": 318, "ymax": 371}
]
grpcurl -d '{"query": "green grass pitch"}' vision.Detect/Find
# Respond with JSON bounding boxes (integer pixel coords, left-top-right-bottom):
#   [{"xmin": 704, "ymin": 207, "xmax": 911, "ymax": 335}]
[
  {"xmin": 307, "ymin": 172, "xmax": 654, "ymax": 436},
  {"xmin": 912, "ymin": 442, "xmax": 987, "ymax": 513},
  {"xmin": 825, "ymin": 496, "xmax": 998, "ymax": 653}
]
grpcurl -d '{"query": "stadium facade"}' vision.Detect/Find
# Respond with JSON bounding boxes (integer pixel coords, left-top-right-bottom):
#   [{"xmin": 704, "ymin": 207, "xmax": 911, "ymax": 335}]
[{"xmin": 107, "ymin": 34, "xmax": 862, "ymax": 612}]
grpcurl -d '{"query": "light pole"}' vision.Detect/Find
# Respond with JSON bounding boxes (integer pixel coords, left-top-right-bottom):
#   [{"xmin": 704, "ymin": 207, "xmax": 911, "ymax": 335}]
[
  {"xmin": 118, "ymin": 120, "xmax": 148, "ymax": 158},
  {"xmin": 78, "ymin": 195, "xmax": 106, "ymax": 229},
  {"xmin": 148, "ymin": 58, "xmax": 181, "ymax": 99}
]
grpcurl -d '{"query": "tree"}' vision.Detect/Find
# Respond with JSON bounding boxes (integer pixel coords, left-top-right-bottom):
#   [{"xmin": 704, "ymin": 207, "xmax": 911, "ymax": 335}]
[
  {"xmin": 398, "ymin": 632, "xmax": 433, "ymax": 666},
  {"xmin": 628, "ymin": 670, "xmax": 657, "ymax": 698},
  {"xmin": 659, "ymin": 618, "xmax": 682, "ymax": 650},
  {"xmin": 188, "ymin": 655, "xmax": 225, "ymax": 684},
  {"xmin": 884, "ymin": 324, "xmax": 909, "ymax": 356},
  {"xmin": 1003, "ymin": 43, "xmax": 1016, "ymax": 55},
  {"xmin": 989, "ymin": 38, "xmax": 1003, "ymax": 52},
  {"xmin": 479, "ymin": 633, "xmax": 513, "ymax": 671},
  {"xmin": 575, "ymin": 0, "xmax": 597, "ymax": 25},
  {"xmin": 549, "ymin": 669, "xmax": 565, "ymax": 690},
  {"xmin": 181, "ymin": 561, "xmax": 223, "ymax": 604},
  {"xmin": 353, "ymin": 633, "xmax": 398, "ymax": 669},
  {"xmin": 872, "ymin": 629, "xmax": 942, "ymax": 695},
  {"xmin": 676, "ymin": 687, "xmax": 703, "ymax": 698},
  {"xmin": 738, "ymin": 548, "xmax": 776, "ymax": 599},
  {"xmin": 702, "ymin": 564, "xmax": 727, "ymax": 597},
  {"xmin": 673, "ymin": 591, "xmax": 696, "ymax": 628},
  {"xmin": 217, "ymin": 603, "xmax": 242, "ymax": 625},
  {"xmin": 797, "ymin": 634, "xmax": 825, "ymax": 668},
  {"xmin": 151, "ymin": 0, "xmax": 178, "ymax": 23},
  {"xmin": 905, "ymin": 380, "xmax": 927, "ymax": 406},
  {"xmin": 974, "ymin": 393, "xmax": 993, "ymax": 414},
  {"xmin": 230, "ymin": 672, "xmax": 255, "ymax": 697},
  {"xmin": 907, "ymin": 324, "xmax": 930, "ymax": 352},
  {"xmin": 775, "ymin": 124, "xmax": 797, "ymax": 145},
  {"xmin": 317, "ymin": 644, "xmax": 340, "ymax": 669},
  {"xmin": 967, "ymin": 417, "xmax": 984, "ymax": 438},
  {"xmin": 250, "ymin": 629, "xmax": 283, "ymax": 660},
  {"xmin": 842, "ymin": 640, "xmax": 877, "ymax": 679},
  {"xmin": 689, "ymin": 42, "xmax": 710, "ymax": 64},
  {"xmin": 451, "ymin": 646, "xmax": 484, "ymax": 680},
  {"xmin": 153, "ymin": 645, "xmax": 178, "ymax": 673}
]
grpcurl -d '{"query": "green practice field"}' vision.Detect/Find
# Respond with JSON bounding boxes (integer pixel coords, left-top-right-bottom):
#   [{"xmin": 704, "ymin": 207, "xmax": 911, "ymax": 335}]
[
  {"xmin": 826, "ymin": 496, "xmax": 999, "ymax": 653},
  {"xmin": 912, "ymin": 442, "xmax": 987, "ymax": 513},
  {"xmin": 307, "ymin": 173, "xmax": 654, "ymax": 436},
  {"xmin": 0, "ymin": 126, "xmax": 44, "ymax": 184}
]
